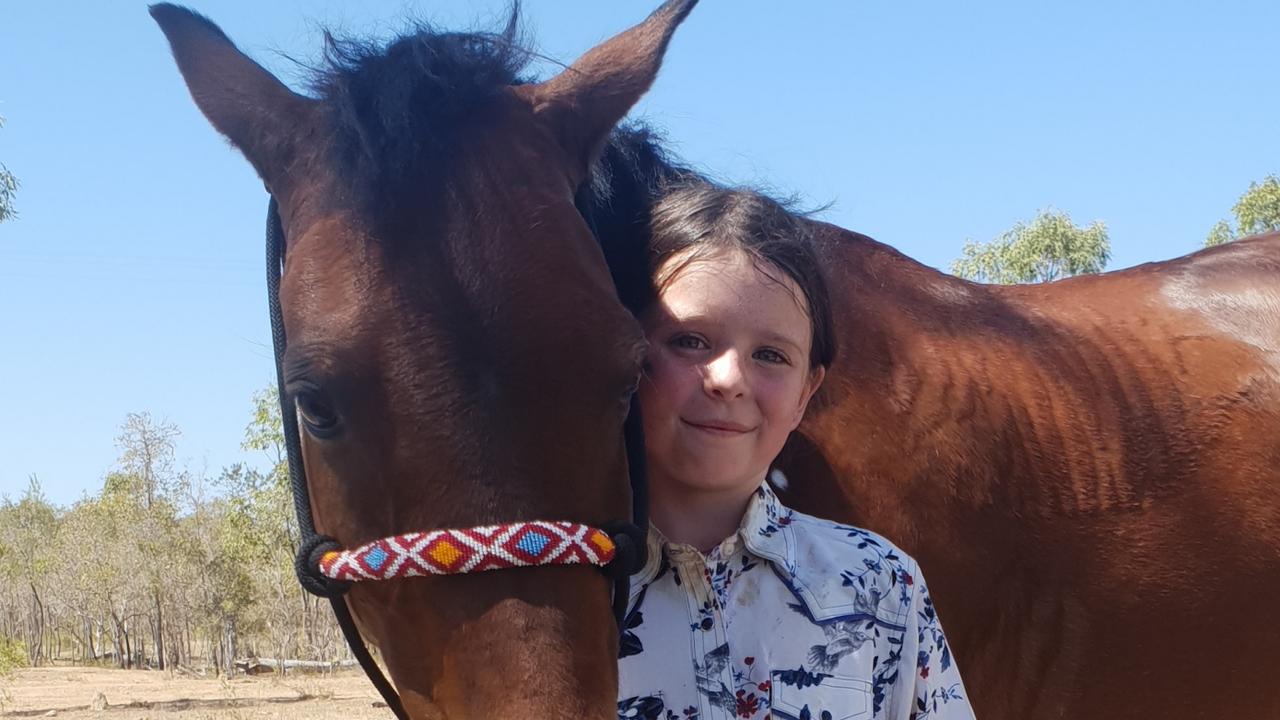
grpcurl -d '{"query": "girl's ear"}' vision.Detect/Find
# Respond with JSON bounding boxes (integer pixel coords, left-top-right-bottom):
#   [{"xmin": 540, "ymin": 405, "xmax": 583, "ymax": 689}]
[{"xmin": 790, "ymin": 366, "xmax": 827, "ymax": 430}]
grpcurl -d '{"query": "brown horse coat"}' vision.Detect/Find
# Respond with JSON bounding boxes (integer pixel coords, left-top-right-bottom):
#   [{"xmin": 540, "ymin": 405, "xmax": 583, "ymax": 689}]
[{"xmin": 775, "ymin": 227, "xmax": 1280, "ymax": 718}]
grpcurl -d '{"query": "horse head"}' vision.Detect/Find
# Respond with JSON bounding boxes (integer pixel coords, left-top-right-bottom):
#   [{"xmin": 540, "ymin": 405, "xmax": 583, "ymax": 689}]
[{"xmin": 152, "ymin": 2, "xmax": 697, "ymax": 717}]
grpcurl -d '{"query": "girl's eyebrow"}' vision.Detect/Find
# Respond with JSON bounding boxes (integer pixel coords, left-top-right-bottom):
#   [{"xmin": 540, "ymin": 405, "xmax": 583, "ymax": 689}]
[
  {"xmin": 760, "ymin": 331, "xmax": 805, "ymax": 352},
  {"xmin": 656, "ymin": 310, "xmax": 710, "ymax": 327},
  {"xmin": 653, "ymin": 311, "xmax": 806, "ymax": 350},
  {"xmin": 668, "ymin": 317, "xmax": 804, "ymax": 351}
]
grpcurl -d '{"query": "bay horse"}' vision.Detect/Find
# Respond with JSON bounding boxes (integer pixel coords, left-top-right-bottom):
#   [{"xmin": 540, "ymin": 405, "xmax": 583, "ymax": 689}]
[
  {"xmin": 585, "ymin": 129, "xmax": 1280, "ymax": 719},
  {"xmin": 152, "ymin": 0, "xmax": 1280, "ymax": 718},
  {"xmin": 152, "ymin": 2, "xmax": 700, "ymax": 718}
]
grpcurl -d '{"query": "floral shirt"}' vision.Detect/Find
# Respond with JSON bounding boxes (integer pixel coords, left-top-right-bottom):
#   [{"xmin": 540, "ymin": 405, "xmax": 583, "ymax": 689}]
[{"xmin": 617, "ymin": 481, "xmax": 974, "ymax": 720}]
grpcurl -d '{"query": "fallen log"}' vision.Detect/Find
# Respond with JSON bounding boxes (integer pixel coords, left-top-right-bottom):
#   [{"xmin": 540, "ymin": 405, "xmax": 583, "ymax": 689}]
[{"xmin": 233, "ymin": 657, "xmax": 360, "ymax": 675}]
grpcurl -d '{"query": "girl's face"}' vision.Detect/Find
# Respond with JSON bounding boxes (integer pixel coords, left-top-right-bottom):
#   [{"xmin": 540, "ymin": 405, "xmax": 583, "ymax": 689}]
[{"xmin": 638, "ymin": 248, "xmax": 826, "ymax": 500}]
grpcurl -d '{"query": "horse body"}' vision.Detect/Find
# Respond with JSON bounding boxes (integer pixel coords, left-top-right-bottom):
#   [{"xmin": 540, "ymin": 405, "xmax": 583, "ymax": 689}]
[{"xmin": 780, "ymin": 227, "xmax": 1280, "ymax": 718}]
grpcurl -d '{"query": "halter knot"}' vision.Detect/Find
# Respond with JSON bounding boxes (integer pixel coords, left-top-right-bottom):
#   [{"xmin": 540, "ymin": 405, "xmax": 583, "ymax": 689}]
[
  {"xmin": 296, "ymin": 534, "xmax": 351, "ymax": 599},
  {"xmin": 602, "ymin": 520, "xmax": 649, "ymax": 580}
]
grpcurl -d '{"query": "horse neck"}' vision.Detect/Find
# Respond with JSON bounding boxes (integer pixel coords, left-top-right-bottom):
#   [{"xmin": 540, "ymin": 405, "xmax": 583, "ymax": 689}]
[{"xmin": 789, "ymin": 223, "xmax": 1035, "ymax": 557}]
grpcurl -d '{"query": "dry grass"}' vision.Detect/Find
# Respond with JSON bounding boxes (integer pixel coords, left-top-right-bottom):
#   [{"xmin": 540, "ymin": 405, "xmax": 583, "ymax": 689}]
[{"xmin": 0, "ymin": 666, "xmax": 389, "ymax": 719}]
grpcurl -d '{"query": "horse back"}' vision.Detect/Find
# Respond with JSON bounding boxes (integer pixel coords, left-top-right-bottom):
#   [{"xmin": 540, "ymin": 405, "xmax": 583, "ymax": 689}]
[{"xmin": 789, "ymin": 225, "xmax": 1280, "ymax": 718}]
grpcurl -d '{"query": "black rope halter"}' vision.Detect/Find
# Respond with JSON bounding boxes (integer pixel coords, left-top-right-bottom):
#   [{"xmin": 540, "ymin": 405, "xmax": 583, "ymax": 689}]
[{"xmin": 266, "ymin": 197, "xmax": 649, "ymax": 718}]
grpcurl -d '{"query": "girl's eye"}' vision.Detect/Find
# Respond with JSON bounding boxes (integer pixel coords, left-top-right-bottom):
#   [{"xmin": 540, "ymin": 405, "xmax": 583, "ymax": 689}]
[
  {"xmin": 671, "ymin": 334, "xmax": 708, "ymax": 351},
  {"xmin": 754, "ymin": 348, "xmax": 790, "ymax": 365}
]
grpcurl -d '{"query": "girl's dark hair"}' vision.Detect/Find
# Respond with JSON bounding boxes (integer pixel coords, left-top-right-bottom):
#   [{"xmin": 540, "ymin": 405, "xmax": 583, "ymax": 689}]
[{"xmin": 647, "ymin": 185, "xmax": 836, "ymax": 370}]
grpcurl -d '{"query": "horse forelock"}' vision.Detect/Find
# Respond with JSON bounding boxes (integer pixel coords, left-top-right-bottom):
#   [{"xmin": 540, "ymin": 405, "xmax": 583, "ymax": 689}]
[{"xmin": 305, "ymin": 12, "xmax": 531, "ymax": 219}]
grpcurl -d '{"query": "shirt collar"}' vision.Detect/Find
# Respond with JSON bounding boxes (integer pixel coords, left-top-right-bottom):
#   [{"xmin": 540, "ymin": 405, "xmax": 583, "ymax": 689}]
[
  {"xmin": 739, "ymin": 478, "xmax": 795, "ymax": 564},
  {"xmin": 635, "ymin": 478, "xmax": 795, "ymax": 584}
]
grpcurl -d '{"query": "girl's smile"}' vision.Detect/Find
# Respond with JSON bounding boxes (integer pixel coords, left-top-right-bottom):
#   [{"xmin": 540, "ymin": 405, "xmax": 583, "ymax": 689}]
[{"xmin": 682, "ymin": 418, "xmax": 754, "ymax": 435}]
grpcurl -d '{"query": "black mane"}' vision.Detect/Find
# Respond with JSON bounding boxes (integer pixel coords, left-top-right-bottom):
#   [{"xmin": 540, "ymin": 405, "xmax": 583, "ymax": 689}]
[
  {"xmin": 311, "ymin": 14, "xmax": 530, "ymax": 213},
  {"xmin": 582, "ymin": 125, "xmax": 708, "ymax": 313}
]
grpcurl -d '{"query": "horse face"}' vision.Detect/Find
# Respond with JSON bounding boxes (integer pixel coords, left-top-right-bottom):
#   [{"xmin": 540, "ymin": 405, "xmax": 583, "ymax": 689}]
[{"xmin": 152, "ymin": 2, "xmax": 697, "ymax": 717}]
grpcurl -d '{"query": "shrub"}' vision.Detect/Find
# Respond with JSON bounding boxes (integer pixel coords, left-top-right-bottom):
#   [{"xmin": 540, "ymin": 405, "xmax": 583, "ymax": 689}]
[{"xmin": 0, "ymin": 637, "xmax": 28, "ymax": 676}]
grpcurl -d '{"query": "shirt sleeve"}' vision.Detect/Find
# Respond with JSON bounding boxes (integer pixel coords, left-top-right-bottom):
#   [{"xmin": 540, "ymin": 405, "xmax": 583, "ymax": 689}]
[{"xmin": 906, "ymin": 563, "xmax": 976, "ymax": 720}]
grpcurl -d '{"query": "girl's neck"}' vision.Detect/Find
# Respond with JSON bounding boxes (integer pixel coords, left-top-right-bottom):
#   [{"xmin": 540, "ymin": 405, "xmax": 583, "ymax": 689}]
[{"xmin": 649, "ymin": 478, "xmax": 761, "ymax": 554}]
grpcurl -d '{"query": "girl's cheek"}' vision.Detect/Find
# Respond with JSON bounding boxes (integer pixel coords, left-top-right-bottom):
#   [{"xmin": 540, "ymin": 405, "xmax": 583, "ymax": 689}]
[
  {"xmin": 654, "ymin": 347, "xmax": 698, "ymax": 376},
  {"xmin": 760, "ymin": 373, "xmax": 810, "ymax": 406},
  {"xmin": 643, "ymin": 352, "xmax": 689, "ymax": 398}
]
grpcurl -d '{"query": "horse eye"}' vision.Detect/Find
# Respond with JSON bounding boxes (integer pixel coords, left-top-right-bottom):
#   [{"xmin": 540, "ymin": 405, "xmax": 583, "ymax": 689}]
[{"xmin": 294, "ymin": 390, "xmax": 340, "ymax": 437}]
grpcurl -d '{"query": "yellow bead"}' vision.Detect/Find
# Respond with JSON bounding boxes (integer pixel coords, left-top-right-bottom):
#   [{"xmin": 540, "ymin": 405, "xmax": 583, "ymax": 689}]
[
  {"xmin": 429, "ymin": 541, "xmax": 462, "ymax": 566},
  {"xmin": 591, "ymin": 531, "xmax": 616, "ymax": 554}
]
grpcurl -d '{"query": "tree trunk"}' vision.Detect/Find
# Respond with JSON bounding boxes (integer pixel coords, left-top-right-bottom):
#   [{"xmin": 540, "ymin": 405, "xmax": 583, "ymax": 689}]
[
  {"xmin": 224, "ymin": 618, "xmax": 237, "ymax": 676},
  {"xmin": 28, "ymin": 583, "xmax": 43, "ymax": 667},
  {"xmin": 118, "ymin": 612, "xmax": 133, "ymax": 670},
  {"xmin": 153, "ymin": 592, "xmax": 165, "ymax": 670}
]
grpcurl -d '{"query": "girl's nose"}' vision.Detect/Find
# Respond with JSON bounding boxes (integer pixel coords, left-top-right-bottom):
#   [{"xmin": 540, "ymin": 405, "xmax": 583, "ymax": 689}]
[{"xmin": 703, "ymin": 349, "xmax": 747, "ymax": 398}]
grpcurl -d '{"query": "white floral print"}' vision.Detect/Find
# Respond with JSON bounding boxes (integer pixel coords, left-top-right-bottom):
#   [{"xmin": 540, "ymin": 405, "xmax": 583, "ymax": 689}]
[{"xmin": 617, "ymin": 482, "xmax": 975, "ymax": 720}]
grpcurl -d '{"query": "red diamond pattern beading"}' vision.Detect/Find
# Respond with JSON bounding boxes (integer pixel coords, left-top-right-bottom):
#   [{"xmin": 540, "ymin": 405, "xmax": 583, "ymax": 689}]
[{"xmin": 318, "ymin": 521, "xmax": 617, "ymax": 583}]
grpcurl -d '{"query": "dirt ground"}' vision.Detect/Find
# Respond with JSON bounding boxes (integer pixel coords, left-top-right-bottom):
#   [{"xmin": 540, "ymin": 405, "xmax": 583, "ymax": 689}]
[{"xmin": 0, "ymin": 666, "xmax": 390, "ymax": 719}]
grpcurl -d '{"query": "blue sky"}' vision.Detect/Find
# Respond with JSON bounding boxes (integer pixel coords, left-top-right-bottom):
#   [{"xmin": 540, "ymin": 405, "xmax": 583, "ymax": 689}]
[{"xmin": 2, "ymin": 1, "xmax": 1277, "ymax": 506}]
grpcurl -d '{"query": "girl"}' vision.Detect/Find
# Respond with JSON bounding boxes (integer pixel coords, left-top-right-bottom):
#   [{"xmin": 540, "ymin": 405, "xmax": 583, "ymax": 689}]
[{"xmin": 617, "ymin": 185, "xmax": 975, "ymax": 720}]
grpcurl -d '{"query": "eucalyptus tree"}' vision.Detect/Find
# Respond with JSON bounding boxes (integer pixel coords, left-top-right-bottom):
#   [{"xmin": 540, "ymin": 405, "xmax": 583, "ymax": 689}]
[
  {"xmin": 952, "ymin": 209, "xmax": 1110, "ymax": 284},
  {"xmin": 1206, "ymin": 175, "xmax": 1280, "ymax": 246}
]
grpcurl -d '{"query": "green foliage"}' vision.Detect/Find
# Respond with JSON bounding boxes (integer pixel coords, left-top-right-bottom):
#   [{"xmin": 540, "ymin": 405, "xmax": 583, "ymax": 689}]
[
  {"xmin": 242, "ymin": 388, "xmax": 284, "ymax": 460},
  {"xmin": 0, "ymin": 387, "xmax": 341, "ymax": 670},
  {"xmin": 951, "ymin": 209, "xmax": 1110, "ymax": 284},
  {"xmin": 0, "ymin": 637, "xmax": 27, "ymax": 675},
  {"xmin": 0, "ymin": 115, "xmax": 16, "ymax": 224},
  {"xmin": 1205, "ymin": 219, "xmax": 1234, "ymax": 248},
  {"xmin": 236, "ymin": 387, "xmax": 294, "ymax": 548},
  {"xmin": 0, "ymin": 478, "xmax": 58, "ymax": 583},
  {"xmin": 1206, "ymin": 175, "xmax": 1280, "ymax": 246}
]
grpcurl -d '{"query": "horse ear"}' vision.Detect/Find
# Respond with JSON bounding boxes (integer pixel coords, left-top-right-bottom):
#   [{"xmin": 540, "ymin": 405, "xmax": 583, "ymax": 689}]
[
  {"xmin": 150, "ymin": 4, "xmax": 314, "ymax": 193},
  {"xmin": 524, "ymin": 0, "xmax": 698, "ymax": 182}
]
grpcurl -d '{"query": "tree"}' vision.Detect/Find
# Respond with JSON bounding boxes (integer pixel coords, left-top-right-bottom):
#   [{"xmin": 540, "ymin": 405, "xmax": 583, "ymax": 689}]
[
  {"xmin": 1205, "ymin": 175, "xmax": 1280, "ymax": 246},
  {"xmin": 0, "ymin": 478, "xmax": 57, "ymax": 666},
  {"xmin": 229, "ymin": 387, "xmax": 339, "ymax": 664},
  {"xmin": 116, "ymin": 412, "xmax": 181, "ymax": 511},
  {"xmin": 951, "ymin": 209, "xmax": 1110, "ymax": 284},
  {"xmin": 0, "ymin": 392, "xmax": 348, "ymax": 674},
  {"xmin": 112, "ymin": 413, "xmax": 184, "ymax": 670},
  {"xmin": 0, "ymin": 116, "xmax": 17, "ymax": 224}
]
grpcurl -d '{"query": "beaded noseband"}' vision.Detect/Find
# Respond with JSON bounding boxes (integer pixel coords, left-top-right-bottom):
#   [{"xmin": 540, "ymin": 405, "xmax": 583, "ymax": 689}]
[
  {"xmin": 267, "ymin": 198, "xmax": 648, "ymax": 720},
  {"xmin": 318, "ymin": 522, "xmax": 618, "ymax": 582}
]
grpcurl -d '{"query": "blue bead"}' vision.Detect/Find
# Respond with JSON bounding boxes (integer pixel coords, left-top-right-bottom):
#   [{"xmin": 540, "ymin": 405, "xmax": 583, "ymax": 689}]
[
  {"xmin": 516, "ymin": 531, "xmax": 551, "ymax": 556},
  {"xmin": 365, "ymin": 546, "xmax": 389, "ymax": 571}
]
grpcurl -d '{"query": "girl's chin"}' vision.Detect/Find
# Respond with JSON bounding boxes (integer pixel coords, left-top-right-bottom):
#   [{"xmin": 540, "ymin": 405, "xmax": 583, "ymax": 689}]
[{"xmin": 664, "ymin": 468, "xmax": 766, "ymax": 495}]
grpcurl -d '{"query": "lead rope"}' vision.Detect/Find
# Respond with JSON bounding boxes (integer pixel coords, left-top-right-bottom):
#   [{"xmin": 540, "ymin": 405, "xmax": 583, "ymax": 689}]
[
  {"xmin": 266, "ymin": 199, "xmax": 409, "ymax": 720},
  {"xmin": 267, "ymin": 198, "xmax": 648, "ymax": 717}
]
